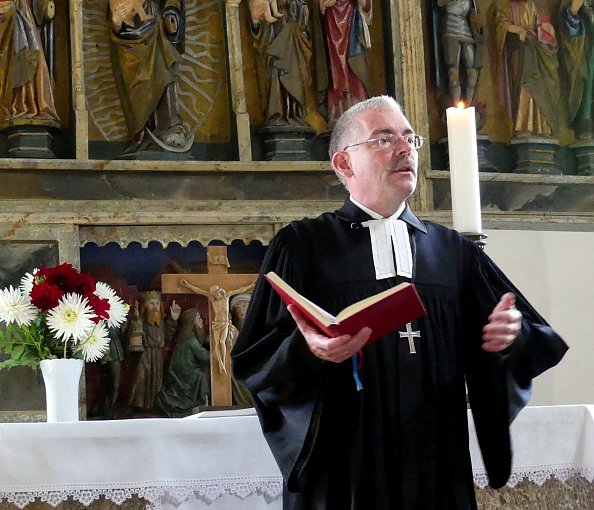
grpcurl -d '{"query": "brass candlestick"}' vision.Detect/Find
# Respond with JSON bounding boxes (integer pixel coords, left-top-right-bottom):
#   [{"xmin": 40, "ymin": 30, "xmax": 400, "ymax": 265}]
[{"xmin": 462, "ymin": 232, "xmax": 488, "ymax": 250}]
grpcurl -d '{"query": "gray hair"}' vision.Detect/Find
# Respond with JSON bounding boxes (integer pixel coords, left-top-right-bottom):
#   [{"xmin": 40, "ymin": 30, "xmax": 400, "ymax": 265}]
[{"xmin": 328, "ymin": 96, "xmax": 404, "ymax": 188}]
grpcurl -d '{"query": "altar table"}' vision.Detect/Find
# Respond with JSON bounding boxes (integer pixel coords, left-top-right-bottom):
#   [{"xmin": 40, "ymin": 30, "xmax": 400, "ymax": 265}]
[{"xmin": 0, "ymin": 406, "xmax": 592, "ymax": 509}]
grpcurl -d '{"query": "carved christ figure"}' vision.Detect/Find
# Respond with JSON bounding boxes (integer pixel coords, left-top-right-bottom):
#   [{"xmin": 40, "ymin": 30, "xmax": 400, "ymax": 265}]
[{"xmin": 179, "ymin": 279, "xmax": 255, "ymax": 374}]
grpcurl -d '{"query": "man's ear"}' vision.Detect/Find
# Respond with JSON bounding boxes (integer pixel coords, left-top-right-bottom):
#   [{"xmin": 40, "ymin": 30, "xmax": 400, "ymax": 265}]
[{"xmin": 332, "ymin": 150, "xmax": 353, "ymax": 181}]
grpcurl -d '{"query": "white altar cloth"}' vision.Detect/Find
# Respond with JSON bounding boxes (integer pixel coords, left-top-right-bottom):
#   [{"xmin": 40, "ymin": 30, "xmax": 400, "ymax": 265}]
[
  {"xmin": 469, "ymin": 404, "xmax": 594, "ymax": 488},
  {"xmin": 0, "ymin": 405, "xmax": 592, "ymax": 509}
]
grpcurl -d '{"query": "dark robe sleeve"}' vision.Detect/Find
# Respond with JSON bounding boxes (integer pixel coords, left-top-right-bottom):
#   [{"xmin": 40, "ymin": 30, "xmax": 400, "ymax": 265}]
[
  {"xmin": 231, "ymin": 225, "xmax": 327, "ymax": 489},
  {"xmin": 461, "ymin": 242, "xmax": 568, "ymax": 488}
]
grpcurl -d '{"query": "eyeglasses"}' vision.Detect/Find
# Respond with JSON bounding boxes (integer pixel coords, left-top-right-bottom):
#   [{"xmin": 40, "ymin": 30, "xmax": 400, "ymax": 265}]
[{"xmin": 343, "ymin": 133, "xmax": 426, "ymax": 151}]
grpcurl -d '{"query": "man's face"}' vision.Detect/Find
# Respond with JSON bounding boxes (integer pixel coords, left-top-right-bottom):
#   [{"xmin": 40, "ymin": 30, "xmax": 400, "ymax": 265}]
[{"xmin": 337, "ymin": 107, "xmax": 418, "ymax": 213}]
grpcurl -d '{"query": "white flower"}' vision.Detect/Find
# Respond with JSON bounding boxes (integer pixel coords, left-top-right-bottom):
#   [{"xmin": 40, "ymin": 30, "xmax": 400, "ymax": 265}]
[
  {"xmin": 0, "ymin": 286, "xmax": 37, "ymax": 326},
  {"xmin": 46, "ymin": 293, "xmax": 95, "ymax": 343},
  {"xmin": 94, "ymin": 282, "xmax": 128, "ymax": 328},
  {"xmin": 19, "ymin": 270, "xmax": 37, "ymax": 296},
  {"xmin": 78, "ymin": 322, "xmax": 110, "ymax": 362}
]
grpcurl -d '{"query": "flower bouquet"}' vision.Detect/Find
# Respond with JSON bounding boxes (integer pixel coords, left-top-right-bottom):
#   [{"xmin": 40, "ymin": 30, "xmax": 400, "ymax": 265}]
[{"xmin": 0, "ymin": 263, "xmax": 128, "ymax": 369}]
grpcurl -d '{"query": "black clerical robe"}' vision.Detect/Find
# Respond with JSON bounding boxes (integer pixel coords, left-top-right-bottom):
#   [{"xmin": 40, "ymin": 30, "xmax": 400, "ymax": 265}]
[{"xmin": 231, "ymin": 200, "xmax": 567, "ymax": 510}]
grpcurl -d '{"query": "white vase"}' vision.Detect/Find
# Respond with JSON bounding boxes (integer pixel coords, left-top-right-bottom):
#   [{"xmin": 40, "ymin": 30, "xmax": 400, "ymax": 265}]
[{"xmin": 40, "ymin": 358, "xmax": 84, "ymax": 423}]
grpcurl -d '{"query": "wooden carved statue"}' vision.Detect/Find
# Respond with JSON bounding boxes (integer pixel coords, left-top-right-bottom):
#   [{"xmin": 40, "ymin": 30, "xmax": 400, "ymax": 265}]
[
  {"xmin": 179, "ymin": 279, "xmax": 254, "ymax": 376},
  {"xmin": 83, "ymin": 0, "xmax": 230, "ymax": 155},
  {"xmin": 559, "ymin": 0, "xmax": 594, "ymax": 140},
  {"xmin": 155, "ymin": 308, "xmax": 210, "ymax": 417},
  {"xmin": 229, "ymin": 293, "xmax": 253, "ymax": 407},
  {"xmin": 249, "ymin": 0, "xmax": 327, "ymax": 133},
  {"xmin": 318, "ymin": 0, "xmax": 372, "ymax": 128},
  {"xmin": 434, "ymin": 0, "xmax": 483, "ymax": 106},
  {"xmin": 128, "ymin": 291, "xmax": 180, "ymax": 410},
  {"xmin": 491, "ymin": 0, "xmax": 560, "ymax": 138},
  {"xmin": 108, "ymin": 0, "xmax": 194, "ymax": 154},
  {"xmin": 0, "ymin": 0, "xmax": 60, "ymax": 130}
]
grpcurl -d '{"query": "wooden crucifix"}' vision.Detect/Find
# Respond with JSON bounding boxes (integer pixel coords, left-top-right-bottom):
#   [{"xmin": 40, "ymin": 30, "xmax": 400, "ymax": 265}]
[{"xmin": 161, "ymin": 246, "xmax": 258, "ymax": 406}]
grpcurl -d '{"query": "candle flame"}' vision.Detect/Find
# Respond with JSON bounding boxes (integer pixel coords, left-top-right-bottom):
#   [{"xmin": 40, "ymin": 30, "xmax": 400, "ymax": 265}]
[{"xmin": 457, "ymin": 101, "xmax": 465, "ymax": 109}]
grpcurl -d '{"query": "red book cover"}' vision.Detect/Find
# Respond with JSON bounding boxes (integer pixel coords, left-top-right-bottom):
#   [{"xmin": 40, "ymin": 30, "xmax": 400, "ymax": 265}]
[{"xmin": 265, "ymin": 272, "xmax": 426, "ymax": 345}]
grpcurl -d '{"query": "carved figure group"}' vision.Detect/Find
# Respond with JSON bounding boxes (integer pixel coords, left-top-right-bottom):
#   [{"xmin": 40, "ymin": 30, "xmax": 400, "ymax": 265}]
[
  {"xmin": 179, "ymin": 279, "xmax": 255, "ymax": 375},
  {"xmin": 248, "ymin": 0, "xmax": 372, "ymax": 132}
]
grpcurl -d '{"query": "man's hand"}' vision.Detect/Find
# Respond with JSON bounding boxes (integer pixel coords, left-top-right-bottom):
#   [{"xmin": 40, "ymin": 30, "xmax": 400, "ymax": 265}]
[
  {"xmin": 482, "ymin": 292, "xmax": 522, "ymax": 352},
  {"xmin": 288, "ymin": 304, "xmax": 371, "ymax": 363}
]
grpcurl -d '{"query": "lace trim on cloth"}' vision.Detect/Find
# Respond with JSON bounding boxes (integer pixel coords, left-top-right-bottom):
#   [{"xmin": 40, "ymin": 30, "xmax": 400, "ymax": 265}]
[
  {"xmin": 3, "ymin": 469, "xmax": 593, "ymax": 508},
  {"xmin": 473, "ymin": 466, "xmax": 594, "ymax": 489},
  {"xmin": 0, "ymin": 477, "xmax": 284, "ymax": 509}
]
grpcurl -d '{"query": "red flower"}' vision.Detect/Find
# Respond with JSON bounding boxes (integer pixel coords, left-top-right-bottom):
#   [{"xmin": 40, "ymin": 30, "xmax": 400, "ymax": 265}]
[
  {"xmin": 30, "ymin": 283, "xmax": 63, "ymax": 311},
  {"xmin": 86, "ymin": 294, "xmax": 110, "ymax": 324},
  {"xmin": 76, "ymin": 273, "xmax": 96, "ymax": 296},
  {"xmin": 38, "ymin": 263, "xmax": 81, "ymax": 293}
]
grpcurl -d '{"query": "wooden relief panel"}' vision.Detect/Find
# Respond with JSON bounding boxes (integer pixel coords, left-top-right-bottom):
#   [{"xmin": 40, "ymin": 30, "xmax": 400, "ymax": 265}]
[{"xmin": 82, "ymin": 0, "xmax": 232, "ymax": 159}]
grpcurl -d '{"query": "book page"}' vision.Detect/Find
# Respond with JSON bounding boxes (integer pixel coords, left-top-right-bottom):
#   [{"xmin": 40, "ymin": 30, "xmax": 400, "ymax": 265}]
[
  {"xmin": 335, "ymin": 282, "xmax": 411, "ymax": 321},
  {"xmin": 299, "ymin": 295, "xmax": 336, "ymax": 325},
  {"xmin": 266, "ymin": 272, "xmax": 336, "ymax": 325}
]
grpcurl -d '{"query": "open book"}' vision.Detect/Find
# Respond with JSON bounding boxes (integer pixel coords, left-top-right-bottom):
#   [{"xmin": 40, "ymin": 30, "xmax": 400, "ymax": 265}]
[{"xmin": 265, "ymin": 271, "xmax": 426, "ymax": 345}]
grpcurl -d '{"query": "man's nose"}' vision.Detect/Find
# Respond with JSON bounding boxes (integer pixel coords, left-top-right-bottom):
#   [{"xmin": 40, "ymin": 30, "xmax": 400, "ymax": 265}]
[{"xmin": 394, "ymin": 136, "xmax": 413, "ymax": 156}]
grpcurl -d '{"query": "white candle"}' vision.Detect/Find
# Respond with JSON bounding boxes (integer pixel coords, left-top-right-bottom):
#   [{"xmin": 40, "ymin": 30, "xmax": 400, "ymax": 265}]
[{"xmin": 446, "ymin": 103, "xmax": 482, "ymax": 234}]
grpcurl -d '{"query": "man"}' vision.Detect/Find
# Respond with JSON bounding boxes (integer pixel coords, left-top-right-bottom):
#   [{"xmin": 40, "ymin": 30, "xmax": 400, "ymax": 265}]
[
  {"xmin": 231, "ymin": 95, "xmax": 567, "ymax": 509},
  {"xmin": 128, "ymin": 292, "xmax": 180, "ymax": 410}
]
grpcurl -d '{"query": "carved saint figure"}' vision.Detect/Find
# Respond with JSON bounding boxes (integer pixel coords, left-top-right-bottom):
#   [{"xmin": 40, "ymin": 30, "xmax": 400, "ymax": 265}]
[
  {"xmin": 179, "ymin": 279, "xmax": 254, "ymax": 375},
  {"xmin": 437, "ymin": 0, "xmax": 482, "ymax": 105},
  {"xmin": 492, "ymin": 0, "xmax": 560, "ymax": 137},
  {"xmin": 249, "ymin": 0, "xmax": 327, "ymax": 132},
  {"xmin": 229, "ymin": 293, "xmax": 253, "ymax": 407},
  {"xmin": 128, "ymin": 292, "xmax": 180, "ymax": 410},
  {"xmin": 559, "ymin": 0, "xmax": 594, "ymax": 139},
  {"xmin": 319, "ymin": 0, "xmax": 372, "ymax": 127},
  {"xmin": 155, "ymin": 308, "xmax": 210, "ymax": 417},
  {"xmin": 108, "ymin": 0, "xmax": 193, "ymax": 153},
  {"xmin": 0, "ymin": 0, "xmax": 60, "ymax": 129}
]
